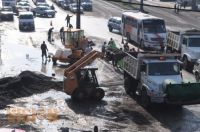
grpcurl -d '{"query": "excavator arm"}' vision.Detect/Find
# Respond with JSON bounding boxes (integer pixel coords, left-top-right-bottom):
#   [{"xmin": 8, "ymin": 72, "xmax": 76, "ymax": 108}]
[{"xmin": 63, "ymin": 50, "xmax": 102, "ymax": 95}]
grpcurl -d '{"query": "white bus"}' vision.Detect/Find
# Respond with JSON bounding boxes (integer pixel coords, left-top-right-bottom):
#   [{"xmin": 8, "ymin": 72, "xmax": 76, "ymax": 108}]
[
  {"xmin": 2, "ymin": 0, "xmax": 16, "ymax": 7},
  {"xmin": 122, "ymin": 11, "xmax": 167, "ymax": 50}
]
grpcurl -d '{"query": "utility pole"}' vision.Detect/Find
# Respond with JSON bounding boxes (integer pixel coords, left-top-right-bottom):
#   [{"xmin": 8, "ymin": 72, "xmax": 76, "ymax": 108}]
[
  {"xmin": 76, "ymin": 0, "xmax": 81, "ymax": 29},
  {"xmin": 140, "ymin": 0, "xmax": 144, "ymax": 12}
]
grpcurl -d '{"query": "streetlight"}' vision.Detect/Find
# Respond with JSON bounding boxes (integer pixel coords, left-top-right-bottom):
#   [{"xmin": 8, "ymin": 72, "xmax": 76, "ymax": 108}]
[
  {"xmin": 76, "ymin": 0, "xmax": 81, "ymax": 29},
  {"xmin": 140, "ymin": 0, "xmax": 144, "ymax": 12}
]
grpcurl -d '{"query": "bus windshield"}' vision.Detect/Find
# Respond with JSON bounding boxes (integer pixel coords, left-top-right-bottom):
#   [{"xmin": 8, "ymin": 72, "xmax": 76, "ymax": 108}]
[
  {"xmin": 143, "ymin": 19, "xmax": 166, "ymax": 33},
  {"xmin": 188, "ymin": 38, "xmax": 200, "ymax": 47},
  {"xmin": 148, "ymin": 62, "xmax": 180, "ymax": 76}
]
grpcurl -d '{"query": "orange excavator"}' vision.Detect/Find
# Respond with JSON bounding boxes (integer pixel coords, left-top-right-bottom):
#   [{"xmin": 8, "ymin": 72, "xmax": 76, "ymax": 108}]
[
  {"xmin": 52, "ymin": 28, "xmax": 91, "ymax": 65},
  {"xmin": 63, "ymin": 50, "xmax": 105, "ymax": 100}
]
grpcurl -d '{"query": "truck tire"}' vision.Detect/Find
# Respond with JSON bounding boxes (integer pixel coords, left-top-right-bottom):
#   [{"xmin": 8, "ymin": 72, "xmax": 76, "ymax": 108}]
[
  {"xmin": 108, "ymin": 26, "xmax": 113, "ymax": 32},
  {"xmin": 140, "ymin": 88, "xmax": 151, "ymax": 108},
  {"xmin": 124, "ymin": 72, "xmax": 138, "ymax": 95},
  {"xmin": 183, "ymin": 56, "xmax": 193, "ymax": 72}
]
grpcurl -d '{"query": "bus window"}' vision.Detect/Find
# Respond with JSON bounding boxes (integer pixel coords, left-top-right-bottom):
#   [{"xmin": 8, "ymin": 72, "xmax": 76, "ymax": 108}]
[{"xmin": 143, "ymin": 19, "xmax": 166, "ymax": 33}]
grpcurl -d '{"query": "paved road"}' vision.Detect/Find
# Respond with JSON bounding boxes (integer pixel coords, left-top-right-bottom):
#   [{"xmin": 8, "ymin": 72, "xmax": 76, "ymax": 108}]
[{"xmin": 0, "ymin": 0, "xmax": 199, "ymax": 131}]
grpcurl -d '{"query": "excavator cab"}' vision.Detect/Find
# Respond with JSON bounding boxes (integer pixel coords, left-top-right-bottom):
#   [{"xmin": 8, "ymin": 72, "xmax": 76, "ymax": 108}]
[
  {"xmin": 63, "ymin": 28, "xmax": 85, "ymax": 49},
  {"xmin": 52, "ymin": 28, "xmax": 88, "ymax": 65},
  {"xmin": 63, "ymin": 51, "xmax": 105, "ymax": 101}
]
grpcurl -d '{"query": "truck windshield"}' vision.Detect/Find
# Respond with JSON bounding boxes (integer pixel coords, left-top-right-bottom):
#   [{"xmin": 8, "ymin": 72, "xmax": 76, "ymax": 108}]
[
  {"xmin": 148, "ymin": 62, "xmax": 180, "ymax": 75},
  {"xmin": 143, "ymin": 19, "xmax": 166, "ymax": 33},
  {"xmin": 19, "ymin": 15, "xmax": 33, "ymax": 19},
  {"xmin": 188, "ymin": 38, "xmax": 200, "ymax": 47}
]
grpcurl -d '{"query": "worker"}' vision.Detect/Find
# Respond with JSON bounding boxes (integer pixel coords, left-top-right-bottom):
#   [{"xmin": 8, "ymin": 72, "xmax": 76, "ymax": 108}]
[
  {"xmin": 51, "ymin": 4, "xmax": 55, "ymax": 10},
  {"xmin": 101, "ymin": 41, "xmax": 106, "ymax": 58},
  {"xmin": 108, "ymin": 38, "xmax": 117, "ymax": 50},
  {"xmin": 94, "ymin": 126, "xmax": 98, "ymax": 132},
  {"xmin": 123, "ymin": 42, "xmax": 129, "ymax": 52},
  {"xmin": 59, "ymin": 27, "xmax": 64, "ymax": 43},
  {"xmin": 48, "ymin": 27, "xmax": 54, "ymax": 42},
  {"xmin": 65, "ymin": 14, "xmax": 73, "ymax": 27},
  {"xmin": 40, "ymin": 41, "xmax": 48, "ymax": 60}
]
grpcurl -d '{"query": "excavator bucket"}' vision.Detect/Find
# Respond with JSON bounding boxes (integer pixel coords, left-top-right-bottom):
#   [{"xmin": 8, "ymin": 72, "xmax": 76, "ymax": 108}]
[{"xmin": 166, "ymin": 83, "xmax": 200, "ymax": 104}]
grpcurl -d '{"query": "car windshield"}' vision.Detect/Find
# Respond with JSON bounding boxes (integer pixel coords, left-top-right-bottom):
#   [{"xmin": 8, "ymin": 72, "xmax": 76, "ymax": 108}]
[
  {"xmin": 143, "ymin": 19, "xmax": 166, "ymax": 33},
  {"xmin": 148, "ymin": 62, "xmax": 180, "ymax": 76},
  {"xmin": 82, "ymin": 0, "xmax": 91, "ymax": 2},
  {"xmin": 188, "ymin": 38, "xmax": 200, "ymax": 47},
  {"xmin": 19, "ymin": 14, "xmax": 33, "ymax": 19},
  {"xmin": 18, "ymin": 2, "xmax": 30, "ymax": 6},
  {"xmin": 2, "ymin": 7, "xmax": 12, "ymax": 11},
  {"xmin": 40, "ymin": 6, "xmax": 51, "ymax": 10}
]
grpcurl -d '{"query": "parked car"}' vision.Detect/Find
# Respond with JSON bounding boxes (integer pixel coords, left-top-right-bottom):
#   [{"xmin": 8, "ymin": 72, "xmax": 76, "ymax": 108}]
[
  {"xmin": 56, "ymin": 0, "xmax": 64, "ymax": 6},
  {"xmin": 0, "ymin": 6, "xmax": 14, "ymax": 21},
  {"xmin": 69, "ymin": 3, "xmax": 83, "ymax": 13},
  {"xmin": 18, "ymin": 11, "xmax": 35, "ymax": 31},
  {"xmin": 14, "ymin": 2, "xmax": 31, "ymax": 15},
  {"xmin": 107, "ymin": 17, "xmax": 121, "ymax": 34},
  {"xmin": 81, "ymin": 0, "xmax": 92, "ymax": 11},
  {"xmin": 32, "ymin": 5, "xmax": 56, "ymax": 17},
  {"xmin": 36, "ymin": 2, "xmax": 50, "ymax": 7}
]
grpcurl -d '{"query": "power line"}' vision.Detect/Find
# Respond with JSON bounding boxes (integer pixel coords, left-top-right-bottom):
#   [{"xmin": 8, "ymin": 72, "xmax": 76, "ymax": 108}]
[{"xmin": 105, "ymin": 0, "xmax": 200, "ymax": 12}]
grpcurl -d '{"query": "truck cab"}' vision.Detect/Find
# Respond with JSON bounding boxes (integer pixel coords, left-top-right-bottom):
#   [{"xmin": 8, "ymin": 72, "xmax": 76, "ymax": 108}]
[
  {"xmin": 181, "ymin": 32, "xmax": 200, "ymax": 71},
  {"xmin": 18, "ymin": 11, "xmax": 35, "ymax": 31},
  {"xmin": 140, "ymin": 57, "xmax": 182, "ymax": 103}
]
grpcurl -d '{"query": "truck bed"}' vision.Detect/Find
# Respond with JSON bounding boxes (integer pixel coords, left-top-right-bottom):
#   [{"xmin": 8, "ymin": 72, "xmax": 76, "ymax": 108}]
[{"xmin": 167, "ymin": 31, "xmax": 180, "ymax": 51}]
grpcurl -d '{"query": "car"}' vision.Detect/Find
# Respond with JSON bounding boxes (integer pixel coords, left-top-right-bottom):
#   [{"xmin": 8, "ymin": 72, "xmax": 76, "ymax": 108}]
[
  {"xmin": 14, "ymin": 2, "xmax": 31, "ymax": 15},
  {"xmin": 69, "ymin": 3, "xmax": 83, "ymax": 13},
  {"xmin": 107, "ymin": 17, "xmax": 122, "ymax": 34},
  {"xmin": 36, "ymin": 2, "xmax": 50, "ymax": 7},
  {"xmin": 18, "ymin": 11, "xmax": 35, "ymax": 31},
  {"xmin": 81, "ymin": 0, "xmax": 92, "ymax": 11},
  {"xmin": 0, "ymin": 6, "xmax": 14, "ymax": 21},
  {"xmin": 32, "ymin": 6, "xmax": 56, "ymax": 17}
]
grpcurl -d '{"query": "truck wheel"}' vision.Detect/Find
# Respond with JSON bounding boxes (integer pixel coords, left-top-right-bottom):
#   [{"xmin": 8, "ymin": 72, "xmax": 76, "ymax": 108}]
[
  {"xmin": 140, "ymin": 89, "xmax": 150, "ymax": 108},
  {"xmin": 124, "ymin": 72, "xmax": 131, "ymax": 95},
  {"xmin": 108, "ymin": 26, "xmax": 113, "ymax": 32},
  {"xmin": 93, "ymin": 88, "xmax": 105, "ymax": 101},
  {"xmin": 183, "ymin": 57, "xmax": 188, "ymax": 70},
  {"xmin": 195, "ymin": 72, "xmax": 200, "ymax": 82}
]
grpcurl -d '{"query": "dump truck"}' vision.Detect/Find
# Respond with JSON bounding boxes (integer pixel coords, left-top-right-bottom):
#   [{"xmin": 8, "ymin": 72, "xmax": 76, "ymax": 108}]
[
  {"xmin": 63, "ymin": 50, "xmax": 105, "ymax": 100},
  {"xmin": 167, "ymin": 29, "xmax": 200, "ymax": 72},
  {"xmin": 52, "ymin": 28, "xmax": 91, "ymax": 65},
  {"xmin": 119, "ymin": 52, "xmax": 200, "ymax": 107}
]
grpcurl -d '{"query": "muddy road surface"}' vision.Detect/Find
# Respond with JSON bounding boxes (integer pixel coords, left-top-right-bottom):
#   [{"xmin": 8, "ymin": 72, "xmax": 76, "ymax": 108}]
[{"xmin": 0, "ymin": 0, "xmax": 200, "ymax": 131}]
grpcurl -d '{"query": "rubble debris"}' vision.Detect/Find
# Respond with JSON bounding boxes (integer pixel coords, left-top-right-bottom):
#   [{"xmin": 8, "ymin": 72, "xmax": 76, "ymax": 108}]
[{"xmin": 0, "ymin": 71, "xmax": 62, "ymax": 109}]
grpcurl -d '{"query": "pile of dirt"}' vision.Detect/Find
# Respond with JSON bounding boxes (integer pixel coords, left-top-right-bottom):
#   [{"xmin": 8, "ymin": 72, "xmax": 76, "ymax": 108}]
[{"xmin": 0, "ymin": 71, "xmax": 62, "ymax": 109}]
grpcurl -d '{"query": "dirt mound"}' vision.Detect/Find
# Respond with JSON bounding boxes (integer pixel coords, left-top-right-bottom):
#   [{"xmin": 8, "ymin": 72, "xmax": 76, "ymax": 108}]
[{"xmin": 0, "ymin": 71, "xmax": 62, "ymax": 109}]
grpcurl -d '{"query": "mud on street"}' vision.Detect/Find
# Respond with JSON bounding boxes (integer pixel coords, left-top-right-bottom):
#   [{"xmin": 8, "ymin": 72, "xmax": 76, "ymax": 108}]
[{"xmin": 0, "ymin": 0, "xmax": 200, "ymax": 131}]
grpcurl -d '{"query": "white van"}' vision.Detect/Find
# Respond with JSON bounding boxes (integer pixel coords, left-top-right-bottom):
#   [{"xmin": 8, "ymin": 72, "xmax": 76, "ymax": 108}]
[
  {"xmin": 18, "ymin": 12, "xmax": 35, "ymax": 31},
  {"xmin": 2, "ymin": 0, "xmax": 16, "ymax": 7}
]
